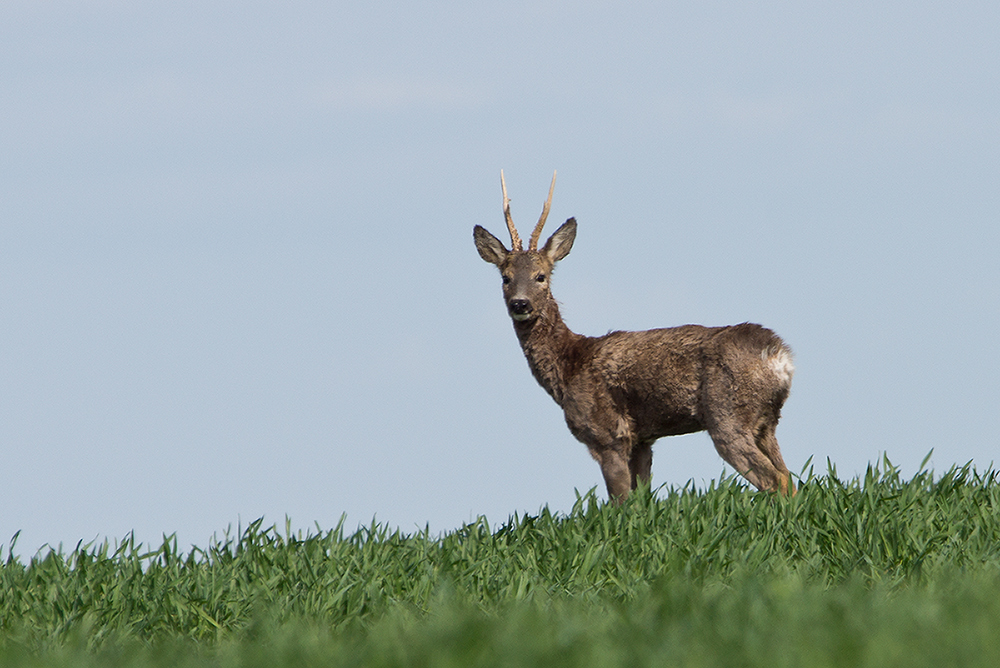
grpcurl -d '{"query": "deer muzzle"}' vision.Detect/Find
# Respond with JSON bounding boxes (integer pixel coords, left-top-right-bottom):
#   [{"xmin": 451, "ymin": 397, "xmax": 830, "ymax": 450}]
[{"xmin": 508, "ymin": 299, "xmax": 533, "ymax": 321}]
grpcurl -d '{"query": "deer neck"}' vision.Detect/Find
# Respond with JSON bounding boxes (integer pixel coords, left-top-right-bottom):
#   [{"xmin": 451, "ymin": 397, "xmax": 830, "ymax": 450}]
[{"xmin": 512, "ymin": 299, "xmax": 584, "ymax": 406}]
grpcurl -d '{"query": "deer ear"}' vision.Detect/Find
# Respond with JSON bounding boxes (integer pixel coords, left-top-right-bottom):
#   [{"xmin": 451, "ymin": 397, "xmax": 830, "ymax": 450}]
[
  {"xmin": 543, "ymin": 218, "xmax": 577, "ymax": 263},
  {"xmin": 473, "ymin": 225, "xmax": 509, "ymax": 266}
]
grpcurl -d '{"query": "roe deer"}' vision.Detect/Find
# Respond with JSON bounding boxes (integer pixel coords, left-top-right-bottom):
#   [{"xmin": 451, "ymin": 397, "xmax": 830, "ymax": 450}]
[{"xmin": 473, "ymin": 171, "xmax": 795, "ymax": 501}]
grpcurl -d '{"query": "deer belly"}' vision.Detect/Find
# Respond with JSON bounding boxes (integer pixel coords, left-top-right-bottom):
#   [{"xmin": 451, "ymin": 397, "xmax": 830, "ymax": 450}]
[{"xmin": 629, "ymin": 401, "xmax": 704, "ymax": 439}]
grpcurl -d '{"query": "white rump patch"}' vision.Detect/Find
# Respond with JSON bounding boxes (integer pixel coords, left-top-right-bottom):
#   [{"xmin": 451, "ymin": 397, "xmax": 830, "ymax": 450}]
[{"xmin": 763, "ymin": 345, "xmax": 795, "ymax": 388}]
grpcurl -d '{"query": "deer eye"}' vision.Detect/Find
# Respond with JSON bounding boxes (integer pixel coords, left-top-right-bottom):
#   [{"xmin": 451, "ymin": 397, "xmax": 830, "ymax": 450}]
[
  {"xmin": 535, "ymin": 274, "xmax": 546, "ymax": 283},
  {"xmin": 502, "ymin": 275, "xmax": 512, "ymax": 285}
]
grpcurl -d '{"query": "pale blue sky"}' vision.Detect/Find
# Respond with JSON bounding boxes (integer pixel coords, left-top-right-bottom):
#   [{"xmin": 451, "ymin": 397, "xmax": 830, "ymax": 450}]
[{"xmin": 2, "ymin": 1, "xmax": 998, "ymax": 557}]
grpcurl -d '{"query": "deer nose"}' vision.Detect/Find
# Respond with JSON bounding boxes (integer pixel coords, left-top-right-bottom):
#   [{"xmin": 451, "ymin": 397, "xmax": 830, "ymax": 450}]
[{"xmin": 509, "ymin": 299, "xmax": 532, "ymax": 316}]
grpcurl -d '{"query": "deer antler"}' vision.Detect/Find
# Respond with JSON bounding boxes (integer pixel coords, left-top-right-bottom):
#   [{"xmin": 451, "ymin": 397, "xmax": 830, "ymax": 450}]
[
  {"xmin": 528, "ymin": 170, "xmax": 557, "ymax": 251},
  {"xmin": 500, "ymin": 170, "xmax": 522, "ymax": 251}
]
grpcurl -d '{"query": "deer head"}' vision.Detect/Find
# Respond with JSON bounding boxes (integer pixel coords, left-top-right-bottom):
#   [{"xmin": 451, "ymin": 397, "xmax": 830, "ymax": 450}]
[{"xmin": 473, "ymin": 171, "xmax": 577, "ymax": 322}]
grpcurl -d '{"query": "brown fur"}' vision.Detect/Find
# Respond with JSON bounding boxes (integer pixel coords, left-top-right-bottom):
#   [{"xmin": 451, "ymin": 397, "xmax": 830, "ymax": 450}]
[{"xmin": 473, "ymin": 182, "xmax": 795, "ymax": 502}]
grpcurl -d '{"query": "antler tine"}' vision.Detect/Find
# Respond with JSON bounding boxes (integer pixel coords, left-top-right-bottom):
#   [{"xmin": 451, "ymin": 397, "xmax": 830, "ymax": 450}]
[
  {"xmin": 528, "ymin": 170, "xmax": 557, "ymax": 251},
  {"xmin": 500, "ymin": 170, "xmax": 522, "ymax": 251}
]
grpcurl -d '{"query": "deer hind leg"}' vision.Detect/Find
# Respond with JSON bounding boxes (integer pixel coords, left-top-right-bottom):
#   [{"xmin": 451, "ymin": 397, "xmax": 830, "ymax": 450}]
[
  {"xmin": 755, "ymin": 421, "xmax": 795, "ymax": 495},
  {"xmin": 707, "ymin": 422, "xmax": 787, "ymax": 494}
]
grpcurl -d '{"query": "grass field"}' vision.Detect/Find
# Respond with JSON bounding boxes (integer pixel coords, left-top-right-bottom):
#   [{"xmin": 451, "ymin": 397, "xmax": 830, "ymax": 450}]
[{"xmin": 3, "ymin": 458, "xmax": 1000, "ymax": 667}]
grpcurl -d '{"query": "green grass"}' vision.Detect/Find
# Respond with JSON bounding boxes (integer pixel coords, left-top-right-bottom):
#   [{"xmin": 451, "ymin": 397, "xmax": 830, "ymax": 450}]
[{"xmin": 3, "ymin": 458, "xmax": 1000, "ymax": 666}]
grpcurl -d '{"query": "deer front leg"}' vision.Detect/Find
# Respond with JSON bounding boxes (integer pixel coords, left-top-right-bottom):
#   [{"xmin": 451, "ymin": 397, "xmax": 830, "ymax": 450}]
[
  {"xmin": 629, "ymin": 440, "xmax": 653, "ymax": 491},
  {"xmin": 568, "ymin": 397, "xmax": 636, "ymax": 503},
  {"xmin": 595, "ymin": 448, "xmax": 632, "ymax": 504}
]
